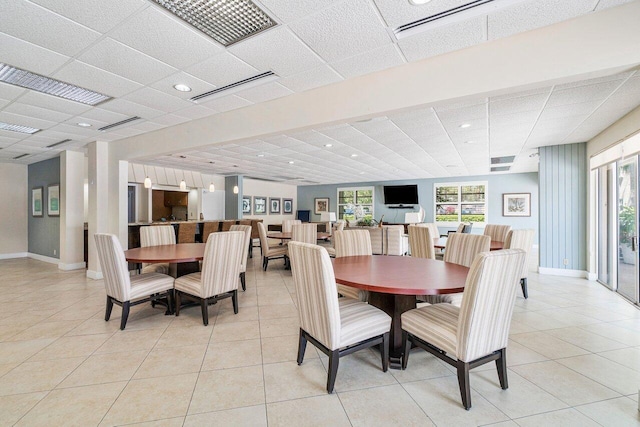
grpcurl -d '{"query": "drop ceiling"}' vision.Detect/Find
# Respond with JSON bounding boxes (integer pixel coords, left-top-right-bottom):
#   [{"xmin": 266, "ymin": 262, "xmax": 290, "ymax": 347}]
[{"xmin": 0, "ymin": 0, "xmax": 638, "ymax": 185}]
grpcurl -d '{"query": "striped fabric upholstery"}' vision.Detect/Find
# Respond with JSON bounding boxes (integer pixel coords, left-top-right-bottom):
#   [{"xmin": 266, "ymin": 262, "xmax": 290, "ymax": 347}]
[
  {"xmin": 504, "ymin": 229, "xmax": 535, "ymax": 280},
  {"xmin": 202, "ymin": 221, "xmax": 220, "ymax": 243},
  {"xmin": 401, "ymin": 303, "xmax": 459, "ymax": 356},
  {"xmin": 178, "ymin": 222, "xmax": 196, "ymax": 243},
  {"xmin": 175, "ymin": 231, "xmax": 244, "ymax": 299},
  {"xmin": 140, "ymin": 225, "xmax": 175, "ymax": 274},
  {"xmin": 230, "ymin": 224, "xmax": 252, "ymax": 274},
  {"xmin": 384, "ymin": 226, "xmax": 408, "ymax": 256},
  {"xmin": 333, "ymin": 230, "xmax": 371, "ymax": 301},
  {"xmin": 258, "ymin": 222, "xmax": 288, "ymax": 257},
  {"xmin": 456, "ymin": 223, "xmax": 466, "ymax": 233},
  {"xmin": 288, "ymin": 242, "xmax": 391, "ymax": 351},
  {"xmin": 292, "ymin": 223, "xmax": 317, "ymax": 244},
  {"xmin": 484, "ymin": 224, "xmax": 512, "ymax": 243},
  {"xmin": 282, "ymin": 219, "xmax": 301, "ymax": 233},
  {"xmin": 94, "ymin": 233, "xmax": 173, "ymax": 302},
  {"xmin": 408, "ymin": 225, "xmax": 436, "ymax": 260}
]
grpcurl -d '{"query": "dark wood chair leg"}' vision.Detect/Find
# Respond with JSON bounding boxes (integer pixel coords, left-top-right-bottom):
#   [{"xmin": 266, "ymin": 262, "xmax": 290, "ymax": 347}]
[
  {"xmin": 249, "ymin": 241, "xmax": 253, "ymax": 259},
  {"xmin": 327, "ymin": 349, "xmax": 340, "ymax": 393},
  {"xmin": 120, "ymin": 301, "xmax": 131, "ymax": 330},
  {"xmin": 175, "ymin": 291, "xmax": 181, "ymax": 316},
  {"xmin": 200, "ymin": 298, "xmax": 209, "ymax": 326},
  {"xmin": 166, "ymin": 290, "xmax": 174, "ymax": 314},
  {"xmin": 263, "ymin": 258, "xmax": 269, "ymax": 271},
  {"xmin": 381, "ymin": 332, "xmax": 389, "ymax": 372},
  {"xmin": 457, "ymin": 360, "xmax": 471, "ymax": 410},
  {"xmin": 401, "ymin": 331, "xmax": 411, "ymax": 370},
  {"xmin": 240, "ymin": 272, "xmax": 246, "ymax": 291},
  {"xmin": 496, "ymin": 348, "xmax": 508, "ymax": 389},
  {"xmin": 521, "ymin": 278, "xmax": 528, "ymax": 299},
  {"xmin": 232, "ymin": 290, "xmax": 238, "ymax": 314},
  {"xmin": 105, "ymin": 296, "xmax": 114, "ymax": 321},
  {"xmin": 297, "ymin": 329, "xmax": 307, "ymax": 365}
]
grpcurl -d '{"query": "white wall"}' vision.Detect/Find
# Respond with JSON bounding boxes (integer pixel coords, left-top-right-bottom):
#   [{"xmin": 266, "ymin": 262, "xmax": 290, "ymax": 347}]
[
  {"xmin": 243, "ymin": 179, "xmax": 297, "ymax": 225},
  {"xmin": 201, "ymin": 189, "xmax": 225, "ymax": 220},
  {"xmin": 0, "ymin": 164, "xmax": 28, "ymax": 256}
]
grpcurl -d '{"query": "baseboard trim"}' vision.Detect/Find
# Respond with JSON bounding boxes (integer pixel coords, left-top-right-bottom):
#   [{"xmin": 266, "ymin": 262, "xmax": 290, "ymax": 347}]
[
  {"xmin": 538, "ymin": 266, "xmax": 589, "ymax": 278},
  {"xmin": 86, "ymin": 269, "xmax": 103, "ymax": 280},
  {"xmin": 28, "ymin": 253, "xmax": 60, "ymax": 265},
  {"xmin": 0, "ymin": 252, "xmax": 28, "ymax": 260},
  {"xmin": 58, "ymin": 262, "xmax": 86, "ymax": 271}
]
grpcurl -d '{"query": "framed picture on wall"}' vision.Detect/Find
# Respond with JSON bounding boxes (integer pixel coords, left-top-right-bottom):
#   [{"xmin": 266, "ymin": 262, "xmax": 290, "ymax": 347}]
[
  {"xmin": 32, "ymin": 187, "xmax": 43, "ymax": 217},
  {"xmin": 270, "ymin": 197, "xmax": 281, "ymax": 214},
  {"xmin": 242, "ymin": 196, "xmax": 251, "ymax": 214},
  {"xmin": 314, "ymin": 197, "xmax": 329, "ymax": 215},
  {"xmin": 283, "ymin": 198, "xmax": 293, "ymax": 214},
  {"xmin": 254, "ymin": 196, "xmax": 267, "ymax": 215},
  {"xmin": 48, "ymin": 184, "xmax": 60, "ymax": 216},
  {"xmin": 503, "ymin": 193, "xmax": 531, "ymax": 217}
]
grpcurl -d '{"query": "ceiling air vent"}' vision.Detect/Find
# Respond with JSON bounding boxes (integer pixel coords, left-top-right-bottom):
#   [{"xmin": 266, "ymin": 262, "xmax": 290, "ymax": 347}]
[
  {"xmin": 150, "ymin": 0, "xmax": 277, "ymax": 47},
  {"xmin": 0, "ymin": 121, "xmax": 40, "ymax": 134},
  {"xmin": 393, "ymin": 0, "xmax": 527, "ymax": 40},
  {"xmin": 190, "ymin": 71, "xmax": 278, "ymax": 102},
  {"xmin": 245, "ymin": 176, "xmax": 281, "ymax": 182},
  {"xmin": 491, "ymin": 166, "xmax": 510, "ymax": 172},
  {"xmin": 47, "ymin": 139, "xmax": 72, "ymax": 148},
  {"xmin": 98, "ymin": 116, "xmax": 142, "ymax": 132},
  {"xmin": 491, "ymin": 155, "xmax": 515, "ymax": 165},
  {"xmin": 13, "ymin": 153, "xmax": 29, "ymax": 160}
]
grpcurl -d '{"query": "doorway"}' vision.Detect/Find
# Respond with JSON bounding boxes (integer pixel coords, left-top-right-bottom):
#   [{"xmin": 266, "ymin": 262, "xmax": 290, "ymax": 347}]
[{"xmin": 617, "ymin": 158, "xmax": 639, "ymax": 303}]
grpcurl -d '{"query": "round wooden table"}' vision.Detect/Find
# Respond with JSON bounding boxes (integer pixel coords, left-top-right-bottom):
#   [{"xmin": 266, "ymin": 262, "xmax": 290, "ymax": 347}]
[
  {"xmin": 268, "ymin": 231, "xmax": 331, "ymax": 240},
  {"xmin": 434, "ymin": 237, "xmax": 504, "ymax": 251},
  {"xmin": 332, "ymin": 255, "xmax": 469, "ymax": 367},
  {"xmin": 124, "ymin": 243, "xmax": 205, "ymax": 278}
]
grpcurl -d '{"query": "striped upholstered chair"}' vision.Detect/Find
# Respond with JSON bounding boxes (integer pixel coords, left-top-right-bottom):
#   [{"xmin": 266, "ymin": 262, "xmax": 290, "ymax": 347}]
[
  {"xmin": 174, "ymin": 231, "xmax": 244, "ymax": 325},
  {"xmin": 282, "ymin": 219, "xmax": 302, "ymax": 233},
  {"xmin": 401, "ymin": 249, "xmax": 526, "ymax": 409},
  {"xmin": 484, "ymin": 224, "xmax": 512, "ymax": 243},
  {"xmin": 258, "ymin": 222, "xmax": 288, "ymax": 270},
  {"xmin": 421, "ymin": 233, "xmax": 490, "ymax": 307},
  {"xmin": 504, "ymin": 229, "xmax": 535, "ymax": 299},
  {"xmin": 230, "ymin": 224, "xmax": 252, "ymax": 291},
  {"xmin": 140, "ymin": 225, "xmax": 175, "ymax": 275},
  {"xmin": 94, "ymin": 234, "xmax": 174, "ymax": 330},
  {"xmin": 291, "ymin": 223, "xmax": 317, "ymax": 244},
  {"xmin": 408, "ymin": 225, "xmax": 436, "ymax": 260},
  {"xmin": 288, "ymin": 242, "xmax": 391, "ymax": 393},
  {"xmin": 333, "ymin": 230, "xmax": 371, "ymax": 301}
]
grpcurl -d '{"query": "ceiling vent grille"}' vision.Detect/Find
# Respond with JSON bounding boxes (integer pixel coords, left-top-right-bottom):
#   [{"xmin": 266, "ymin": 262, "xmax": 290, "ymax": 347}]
[
  {"xmin": 0, "ymin": 63, "xmax": 111, "ymax": 106},
  {"xmin": 98, "ymin": 116, "xmax": 141, "ymax": 132},
  {"xmin": 0, "ymin": 121, "xmax": 40, "ymax": 134},
  {"xmin": 47, "ymin": 139, "xmax": 72, "ymax": 148},
  {"xmin": 491, "ymin": 155, "xmax": 515, "ymax": 165},
  {"xmin": 150, "ymin": 0, "xmax": 277, "ymax": 47},
  {"xmin": 491, "ymin": 166, "xmax": 510, "ymax": 172},
  {"xmin": 245, "ymin": 176, "xmax": 281, "ymax": 182},
  {"xmin": 190, "ymin": 71, "xmax": 278, "ymax": 102},
  {"xmin": 13, "ymin": 153, "xmax": 29, "ymax": 160},
  {"xmin": 393, "ymin": 0, "xmax": 527, "ymax": 40}
]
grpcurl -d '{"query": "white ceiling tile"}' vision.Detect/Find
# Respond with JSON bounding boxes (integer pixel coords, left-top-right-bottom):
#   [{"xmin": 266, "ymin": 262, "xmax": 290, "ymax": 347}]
[
  {"xmin": 186, "ymin": 52, "xmax": 259, "ymax": 87},
  {"xmin": 0, "ymin": 111, "xmax": 57, "ymax": 130},
  {"xmin": 110, "ymin": 6, "xmax": 222, "ymax": 69},
  {"xmin": 547, "ymin": 80, "xmax": 623, "ymax": 107},
  {"xmin": 373, "ymin": 0, "xmax": 469, "ymax": 28},
  {"xmin": 99, "ymin": 98, "xmax": 166, "ymax": 120},
  {"xmin": 229, "ymin": 27, "xmax": 325, "ymax": 77},
  {"xmin": 0, "ymin": 0, "xmax": 101, "ymax": 56},
  {"xmin": 488, "ymin": 0, "xmax": 597, "ymax": 40},
  {"xmin": 122, "ymin": 87, "xmax": 193, "ymax": 113},
  {"xmin": 46, "ymin": 123, "xmax": 100, "ymax": 137},
  {"xmin": 3, "ymin": 102, "xmax": 74, "ymax": 123},
  {"xmin": 151, "ymin": 114, "xmax": 191, "ymax": 127},
  {"xmin": 198, "ymin": 95, "xmax": 253, "ymax": 113},
  {"xmin": 75, "ymin": 108, "xmax": 130, "ymax": 125},
  {"xmin": 595, "ymin": 0, "xmax": 637, "ymax": 10},
  {"xmin": 235, "ymin": 82, "xmax": 293, "ymax": 104},
  {"xmin": 490, "ymin": 93, "xmax": 549, "ymax": 116},
  {"xmin": 331, "ymin": 44, "xmax": 405, "ymax": 79},
  {"xmin": 398, "ymin": 15, "xmax": 486, "ymax": 62},
  {"xmin": 14, "ymin": 91, "xmax": 93, "ymax": 116},
  {"xmin": 537, "ymin": 101, "xmax": 601, "ymax": 121},
  {"xmin": 279, "ymin": 65, "xmax": 343, "ymax": 93},
  {"xmin": 258, "ymin": 0, "xmax": 339, "ymax": 23},
  {"xmin": 289, "ymin": 0, "xmax": 392, "ymax": 63},
  {"xmin": 172, "ymin": 105, "xmax": 217, "ymax": 120},
  {"xmin": 77, "ymin": 37, "xmax": 177, "ymax": 85},
  {"xmin": 150, "ymin": 72, "xmax": 216, "ymax": 99},
  {"xmin": 0, "ymin": 32, "xmax": 70, "ymax": 75},
  {"xmin": 53, "ymin": 60, "xmax": 143, "ymax": 98}
]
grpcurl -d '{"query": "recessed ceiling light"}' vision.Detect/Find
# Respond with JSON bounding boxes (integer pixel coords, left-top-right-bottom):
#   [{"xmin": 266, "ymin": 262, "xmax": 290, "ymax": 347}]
[
  {"xmin": 351, "ymin": 154, "xmax": 358, "ymax": 157},
  {"xmin": 288, "ymin": 161, "xmax": 295, "ymax": 164},
  {"xmin": 257, "ymin": 154, "xmax": 264, "ymax": 157},
  {"xmin": 173, "ymin": 84, "xmax": 191, "ymax": 92},
  {"xmin": 0, "ymin": 121, "xmax": 40, "ymax": 134},
  {"xmin": 409, "ymin": 0, "xmax": 431, "ymax": 4},
  {"xmin": 324, "ymin": 144, "xmax": 333, "ymax": 147},
  {"xmin": 459, "ymin": 123, "xmax": 471, "ymax": 129},
  {"xmin": 77, "ymin": 122, "xmax": 91, "ymax": 127},
  {"xmin": 464, "ymin": 140, "xmax": 475, "ymax": 144}
]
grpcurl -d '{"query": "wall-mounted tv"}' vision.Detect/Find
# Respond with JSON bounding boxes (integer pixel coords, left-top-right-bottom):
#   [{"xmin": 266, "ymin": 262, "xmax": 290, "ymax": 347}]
[{"xmin": 383, "ymin": 185, "xmax": 419, "ymax": 205}]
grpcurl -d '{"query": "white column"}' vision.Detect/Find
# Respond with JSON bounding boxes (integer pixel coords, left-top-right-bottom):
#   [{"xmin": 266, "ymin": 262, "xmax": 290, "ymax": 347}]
[
  {"xmin": 87, "ymin": 141, "xmax": 109, "ymax": 279},
  {"xmin": 59, "ymin": 150, "xmax": 86, "ymax": 270}
]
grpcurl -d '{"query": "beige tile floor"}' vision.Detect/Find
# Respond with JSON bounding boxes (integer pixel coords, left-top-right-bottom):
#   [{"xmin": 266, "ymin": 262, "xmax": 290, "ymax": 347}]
[{"xmin": 1, "ymin": 256, "xmax": 639, "ymax": 426}]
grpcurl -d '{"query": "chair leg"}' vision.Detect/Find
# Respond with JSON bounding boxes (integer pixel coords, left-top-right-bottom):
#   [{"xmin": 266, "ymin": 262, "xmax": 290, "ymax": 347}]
[
  {"xmin": 105, "ymin": 296, "xmax": 114, "ymax": 321},
  {"xmin": 240, "ymin": 272, "xmax": 246, "ymax": 291},
  {"xmin": 401, "ymin": 331, "xmax": 411, "ymax": 370},
  {"xmin": 456, "ymin": 360, "xmax": 471, "ymax": 410},
  {"xmin": 327, "ymin": 349, "xmax": 340, "ymax": 394},
  {"xmin": 200, "ymin": 298, "xmax": 209, "ymax": 326},
  {"xmin": 120, "ymin": 301, "xmax": 131, "ymax": 330},
  {"xmin": 496, "ymin": 348, "xmax": 508, "ymax": 390},
  {"xmin": 166, "ymin": 289, "xmax": 174, "ymax": 314},
  {"xmin": 381, "ymin": 332, "xmax": 389, "ymax": 372},
  {"xmin": 263, "ymin": 257, "xmax": 269, "ymax": 271},
  {"xmin": 232, "ymin": 290, "xmax": 238, "ymax": 314},
  {"xmin": 297, "ymin": 329, "xmax": 307, "ymax": 365},
  {"xmin": 521, "ymin": 278, "xmax": 528, "ymax": 299},
  {"xmin": 248, "ymin": 241, "xmax": 253, "ymax": 259},
  {"xmin": 175, "ymin": 291, "xmax": 181, "ymax": 316}
]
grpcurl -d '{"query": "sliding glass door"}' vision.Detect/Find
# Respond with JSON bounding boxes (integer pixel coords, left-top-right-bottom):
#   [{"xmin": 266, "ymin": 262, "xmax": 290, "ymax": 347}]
[
  {"xmin": 597, "ymin": 165, "xmax": 615, "ymax": 288},
  {"xmin": 617, "ymin": 158, "xmax": 639, "ymax": 303}
]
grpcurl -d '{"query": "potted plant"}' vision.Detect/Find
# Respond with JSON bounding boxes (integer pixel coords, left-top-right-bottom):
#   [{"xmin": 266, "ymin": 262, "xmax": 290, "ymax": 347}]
[{"xmin": 619, "ymin": 205, "xmax": 636, "ymax": 264}]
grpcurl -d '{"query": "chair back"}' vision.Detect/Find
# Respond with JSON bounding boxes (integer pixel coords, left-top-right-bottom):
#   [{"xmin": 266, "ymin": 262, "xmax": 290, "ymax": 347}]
[
  {"xmin": 283, "ymin": 219, "xmax": 302, "ymax": 233},
  {"xmin": 221, "ymin": 220, "xmax": 236, "ymax": 231},
  {"xmin": 457, "ymin": 249, "xmax": 526, "ymax": 362},
  {"xmin": 200, "ymin": 231, "xmax": 244, "ymax": 298},
  {"xmin": 462, "ymin": 223, "xmax": 473, "ymax": 233},
  {"xmin": 230, "ymin": 224, "xmax": 252, "ymax": 273},
  {"xmin": 94, "ymin": 233, "xmax": 131, "ymax": 302},
  {"xmin": 408, "ymin": 225, "xmax": 435, "ymax": 259},
  {"xmin": 202, "ymin": 221, "xmax": 221, "ymax": 243},
  {"xmin": 504, "ymin": 229, "xmax": 535, "ymax": 280},
  {"xmin": 288, "ymin": 242, "xmax": 341, "ymax": 351},
  {"xmin": 334, "ymin": 230, "xmax": 372, "ymax": 257},
  {"xmin": 383, "ymin": 225, "xmax": 407, "ymax": 256},
  {"xmin": 444, "ymin": 233, "xmax": 491, "ymax": 267},
  {"xmin": 484, "ymin": 224, "xmax": 512, "ymax": 243},
  {"xmin": 140, "ymin": 225, "xmax": 175, "ymax": 247},
  {"xmin": 257, "ymin": 221, "xmax": 271, "ymax": 253},
  {"xmin": 292, "ymin": 223, "xmax": 317, "ymax": 244},
  {"xmin": 455, "ymin": 223, "xmax": 466, "ymax": 233},
  {"xmin": 178, "ymin": 222, "xmax": 196, "ymax": 243},
  {"xmin": 334, "ymin": 220, "xmax": 346, "ymax": 232}
]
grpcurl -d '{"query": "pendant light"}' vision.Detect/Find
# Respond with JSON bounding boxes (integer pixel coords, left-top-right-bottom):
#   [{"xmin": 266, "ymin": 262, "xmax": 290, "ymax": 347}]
[
  {"xmin": 179, "ymin": 179, "xmax": 186, "ymax": 191},
  {"xmin": 209, "ymin": 182, "xmax": 215, "ymax": 192},
  {"xmin": 233, "ymin": 185, "xmax": 239, "ymax": 194},
  {"xmin": 143, "ymin": 165, "xmax": 152, "ymax": 189}
]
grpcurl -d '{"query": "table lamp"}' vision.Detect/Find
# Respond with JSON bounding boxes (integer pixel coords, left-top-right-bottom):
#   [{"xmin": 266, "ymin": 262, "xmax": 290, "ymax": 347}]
[{"xmin": 320, "ymin": 212, "xmax": 337, "ymax": 234}]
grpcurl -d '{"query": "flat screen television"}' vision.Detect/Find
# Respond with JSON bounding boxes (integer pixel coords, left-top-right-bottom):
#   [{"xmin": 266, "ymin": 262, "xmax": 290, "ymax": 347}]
[{"xmin": 383, "ymin": 185, "xmax": 419, "ymax": 205}]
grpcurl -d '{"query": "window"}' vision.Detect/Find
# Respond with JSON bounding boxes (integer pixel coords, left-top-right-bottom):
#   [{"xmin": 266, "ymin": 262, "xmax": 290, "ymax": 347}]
[
  {"xmin": 337, "ymin": 187, "xmax": 374, "ymax": 222},
  {"xmin": 435, "ymin": 182, "xmax": 487, "ymax": 224}
]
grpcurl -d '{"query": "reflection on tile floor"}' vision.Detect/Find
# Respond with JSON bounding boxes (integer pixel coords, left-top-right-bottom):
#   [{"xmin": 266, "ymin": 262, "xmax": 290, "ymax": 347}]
[{"xmin": 0, "ymin": 256, "xmax": 639, "ymax": 426}]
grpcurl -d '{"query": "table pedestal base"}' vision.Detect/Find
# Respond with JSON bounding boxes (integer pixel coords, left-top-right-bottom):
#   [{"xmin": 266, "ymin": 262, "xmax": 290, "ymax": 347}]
[{"xmin": 367, "ymin": 292, "xmax": 416, "ymax": 369}]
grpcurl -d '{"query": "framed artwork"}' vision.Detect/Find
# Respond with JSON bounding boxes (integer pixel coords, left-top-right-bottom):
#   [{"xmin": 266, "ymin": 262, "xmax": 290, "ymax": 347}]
[
  {"xmin": 48, "ymin": 184, "xmax": 60, "ymax": 216},
  {"xmin": 270, "ymin": 197, "xmax": 281, "ymax": 214},
  {"xmin": 32, "ymin": 187, "xmax": 43, "ymax": 217},
  {"xmin": 242, "ymin": 196, "xmax": 251, "ymax": 214},
  {"xmin": 283, "ymin": 198, "xmax": 293, "ymax": 214},
  {"xmin": 503, "ymin": 193, "xmax": 531, "ymax": 217},
  {"xmin": 314, "ymin": 197, "xmax": 329, "ymax": 215},
  {"xmin": 254, "ymin": 196, "xmax": 267, "ymax": 215}
]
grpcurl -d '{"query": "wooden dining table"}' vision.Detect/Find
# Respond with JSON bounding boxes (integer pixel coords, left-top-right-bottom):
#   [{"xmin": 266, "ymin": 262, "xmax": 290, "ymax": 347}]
[
  {"xmin": 433, "ymin": 237, "xmax": 504, "ymax": 250},
  {"xmin": 332, "ymin": 255, "xmax": 469, "ymax": 368},
  {"xmin": 268, "ymin": 231, "xmax": 331, "ymax": 240},
  {"xmin": 124, "ymin": 243, "xmax": 205, "ymax": 278}
]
